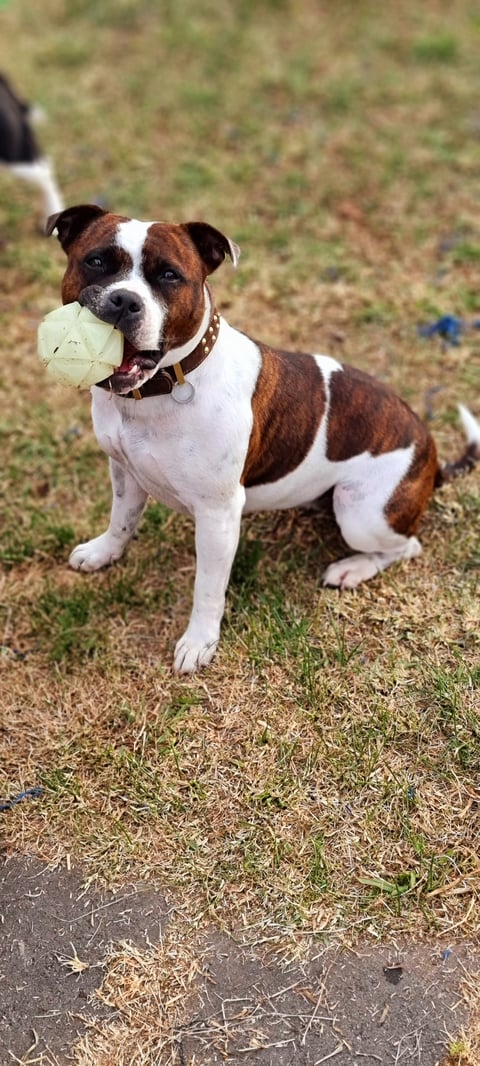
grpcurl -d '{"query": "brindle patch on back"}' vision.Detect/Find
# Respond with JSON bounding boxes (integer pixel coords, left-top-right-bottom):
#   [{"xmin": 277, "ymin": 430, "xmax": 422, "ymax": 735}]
[
  {"xmin": 241, "ymin": 344, "xmax": 326, "ymax": 487},
  {"xmin": 326, "ymin": 365, "xmax": 425, "ymax": 460}
]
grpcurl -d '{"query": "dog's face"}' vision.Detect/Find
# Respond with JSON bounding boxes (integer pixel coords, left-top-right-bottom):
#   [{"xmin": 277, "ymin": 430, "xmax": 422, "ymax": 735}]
[{"xmin": 47, "ymin": 204, "xmax": 239, "ymax": 394}]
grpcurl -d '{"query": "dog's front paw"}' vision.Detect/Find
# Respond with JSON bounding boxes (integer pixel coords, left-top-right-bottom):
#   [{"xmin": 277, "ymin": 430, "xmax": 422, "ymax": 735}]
[
  {"xmin": 173, "ymin": 628, "xmax": 219, "ymax": 674},
  {"xmin": 69, "ymin": 534, "xmax": 124, "ymax": 572}
]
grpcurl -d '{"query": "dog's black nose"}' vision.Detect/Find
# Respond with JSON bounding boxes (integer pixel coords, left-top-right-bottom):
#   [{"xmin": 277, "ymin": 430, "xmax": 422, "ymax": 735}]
[{"xmin": 106, "ymin": 289, "xmax": 143, "ymax": 319}]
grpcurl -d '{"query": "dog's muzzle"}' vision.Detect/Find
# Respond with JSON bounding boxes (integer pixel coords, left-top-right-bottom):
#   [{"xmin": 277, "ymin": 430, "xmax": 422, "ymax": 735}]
[
  {"xmin": 80, "ymin": 284, "xmax": 147, "ymax": 343},
  {"xmin": 77, "ymin": 285, "xmax": 166, "ymax": 393}
]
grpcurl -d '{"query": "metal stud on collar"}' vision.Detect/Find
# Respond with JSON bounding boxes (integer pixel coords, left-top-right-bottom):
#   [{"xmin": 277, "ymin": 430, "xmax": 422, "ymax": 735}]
[{"xmin": 200, "ymin": 312, "xmax": 219, "ymax": 357}]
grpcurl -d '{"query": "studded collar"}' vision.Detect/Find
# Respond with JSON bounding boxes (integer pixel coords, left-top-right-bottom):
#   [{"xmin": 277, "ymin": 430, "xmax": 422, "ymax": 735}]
[{"xmin": 103, "ymin": 301, "xmax": 220, "ymax": 401}]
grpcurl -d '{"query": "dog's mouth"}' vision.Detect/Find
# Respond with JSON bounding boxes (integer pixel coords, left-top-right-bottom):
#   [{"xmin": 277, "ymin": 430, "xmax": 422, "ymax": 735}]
[{"xmin": 98, "ymin": 339, "xmax": 165, "ymax": 394}]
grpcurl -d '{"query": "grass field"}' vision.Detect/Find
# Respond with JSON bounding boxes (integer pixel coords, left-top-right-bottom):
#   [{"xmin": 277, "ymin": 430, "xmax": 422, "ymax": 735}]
[{"xmin": 0, "ymin": 1, "xmax": 479, "ymax": 1062}]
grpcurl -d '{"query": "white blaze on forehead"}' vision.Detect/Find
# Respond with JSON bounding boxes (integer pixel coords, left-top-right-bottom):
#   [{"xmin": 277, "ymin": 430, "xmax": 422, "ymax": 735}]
[
  {"xmin": 113, "ymin": 219, "xmax": 166, "ymax": 349},
  {"xmin": 115, "ymin": 218, "xmax": 155, "ymax": 270}
]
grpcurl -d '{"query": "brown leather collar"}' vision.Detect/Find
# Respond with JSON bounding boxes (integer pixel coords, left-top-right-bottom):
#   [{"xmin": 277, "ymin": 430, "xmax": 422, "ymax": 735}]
[{"xmin": 105, "ymin": 304, "xmax": 220, "ymax": 400}]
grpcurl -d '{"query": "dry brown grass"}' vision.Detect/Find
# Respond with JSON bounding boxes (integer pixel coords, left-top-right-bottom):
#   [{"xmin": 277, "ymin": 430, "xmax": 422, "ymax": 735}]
[{"xmin": 73, "ymin": 927, "xmax": 199, "ymax": 1066}]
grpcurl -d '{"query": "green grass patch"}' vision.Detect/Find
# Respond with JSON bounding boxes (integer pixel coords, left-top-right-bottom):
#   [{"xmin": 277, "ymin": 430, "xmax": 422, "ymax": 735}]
[{"xmin": 412, "ymin": 33, "xmax": 458, "ymax": 63}]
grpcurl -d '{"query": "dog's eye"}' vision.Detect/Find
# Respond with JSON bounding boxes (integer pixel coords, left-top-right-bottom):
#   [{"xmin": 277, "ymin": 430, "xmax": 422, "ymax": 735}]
[
  {"xmin": 158, "ymin": 266, "xmax": 181, "ymax": 283},
  {"xmin": 85, "ymin": 255, "xmax": 104, "ymax": 270}
]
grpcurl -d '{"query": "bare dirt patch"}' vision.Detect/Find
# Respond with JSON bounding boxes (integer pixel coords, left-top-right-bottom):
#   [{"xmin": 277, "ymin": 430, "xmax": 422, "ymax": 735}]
[
  {"xmin": 0, "ymin": 852, "xmax": 168, "ymax": 1063},
  {"xmin": 179, "ymin": 933, "xmax": 477, "ymax": 1066},
  {"xmin": 0, "ymin": 854, "xmax": 477, "ymax": 1065}
]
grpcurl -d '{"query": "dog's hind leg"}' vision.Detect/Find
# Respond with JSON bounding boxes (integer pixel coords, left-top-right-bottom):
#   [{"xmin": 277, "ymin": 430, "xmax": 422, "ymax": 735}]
[
  {"xmin": 322, "ymin": 445, "xmax": 436, "ymax": 589},
  {"xmin": 69, "ymin": 459, "xmax": 148, "ymax": 572}
]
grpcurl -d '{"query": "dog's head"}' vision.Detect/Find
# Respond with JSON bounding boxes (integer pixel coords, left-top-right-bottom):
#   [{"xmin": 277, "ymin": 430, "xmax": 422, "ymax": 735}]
[{"xmin": 46, "ymin": 204, "xmax": 239, "ymax": 394}]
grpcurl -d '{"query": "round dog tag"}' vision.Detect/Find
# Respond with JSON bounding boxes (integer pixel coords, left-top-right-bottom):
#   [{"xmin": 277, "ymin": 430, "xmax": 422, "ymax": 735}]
[{"xmin": 172, "ymin": 380, "xmax": 195, "ymax": 405}]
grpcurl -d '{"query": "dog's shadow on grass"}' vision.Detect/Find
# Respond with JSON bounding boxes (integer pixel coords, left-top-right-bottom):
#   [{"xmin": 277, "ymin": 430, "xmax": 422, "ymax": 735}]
[{"xmin": 230, "ymin": 491, "xmax": 344, "ymax": 601}]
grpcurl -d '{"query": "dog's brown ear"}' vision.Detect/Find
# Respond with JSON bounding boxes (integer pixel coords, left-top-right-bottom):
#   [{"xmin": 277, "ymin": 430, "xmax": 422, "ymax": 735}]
[
  {"xmin": 46, "ymin": 204, "xmax": 107, "ymax": 250},
  {"xmin": 184, "ymin": 221, "xmax": 240, "ymax": 274}
]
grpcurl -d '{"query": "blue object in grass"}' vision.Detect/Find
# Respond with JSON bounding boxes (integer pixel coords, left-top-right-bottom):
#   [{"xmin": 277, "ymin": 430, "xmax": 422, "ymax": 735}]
[
  {"xmin": 0, "ymin": 786, "xmax": 43, "ymax": 813},
  {"xmin": 417, "ymin": 315, "xmax": 464, "ymax": 346}
]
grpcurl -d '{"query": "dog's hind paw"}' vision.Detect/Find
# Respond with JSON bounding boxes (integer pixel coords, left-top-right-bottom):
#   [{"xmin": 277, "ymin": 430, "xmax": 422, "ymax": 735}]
[
  {"xmin": 322, "ymin": 552, "xmax": 383, "ymax": 589},
  {"xmin": 174, "ymin": 630, "xmax": 219, "ymax": 674},
  {"xmin": 322, "ymin": 539, "xmax": 422, "ymax": 589}
]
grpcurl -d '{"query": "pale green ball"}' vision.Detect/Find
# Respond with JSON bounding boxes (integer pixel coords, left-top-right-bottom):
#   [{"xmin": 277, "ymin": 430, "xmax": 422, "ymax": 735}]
[{"xmin": 38, "ymin": 302, "xmax": 124, "ymax": 388}]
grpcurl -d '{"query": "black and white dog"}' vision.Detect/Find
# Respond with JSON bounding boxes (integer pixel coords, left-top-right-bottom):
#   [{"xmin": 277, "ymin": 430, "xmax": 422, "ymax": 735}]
[{"xmin": 0, "ymin": 73, "xmax": 63, "ymax": 221}]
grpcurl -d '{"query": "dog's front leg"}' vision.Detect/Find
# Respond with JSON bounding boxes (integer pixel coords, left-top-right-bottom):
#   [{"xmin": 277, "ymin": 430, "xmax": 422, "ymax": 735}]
[
  {"xmin": 69, "ymin": 459, "xmax": 148, "ymax": 572},
  {"xmin": 174, "ymin": 492, "xmax": 245, "ymax": 674}
]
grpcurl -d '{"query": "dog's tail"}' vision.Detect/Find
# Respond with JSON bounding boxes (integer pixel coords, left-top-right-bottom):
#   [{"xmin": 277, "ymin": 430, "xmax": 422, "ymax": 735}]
[{"xmin": 436, "ymin": 404, "xmax": 480, "ymax": 486}]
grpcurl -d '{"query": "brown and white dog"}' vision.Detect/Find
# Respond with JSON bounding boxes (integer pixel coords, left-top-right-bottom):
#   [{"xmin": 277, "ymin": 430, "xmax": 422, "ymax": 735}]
[{"xmin": 47, "ymin": 204, "xmax": 479, "ymax": 673}]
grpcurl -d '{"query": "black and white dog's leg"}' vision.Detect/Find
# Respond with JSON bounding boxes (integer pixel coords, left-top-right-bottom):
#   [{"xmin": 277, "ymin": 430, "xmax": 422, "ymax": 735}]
[
  {"xmin": 10, "ymin": 159, "xmax": 63, "ymax": 220},
  {"xmin": 69, "ymin": 459, "xmax": 148, "ymax": 572},
  {"xmin": 174, "ymin": 489, "xmax": 246, "ymax": 674}
]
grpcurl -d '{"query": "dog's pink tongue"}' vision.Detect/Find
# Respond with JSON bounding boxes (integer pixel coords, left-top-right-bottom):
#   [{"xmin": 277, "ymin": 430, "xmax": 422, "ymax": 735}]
[
  {"xmin": 116, "ymin": 354, "xmax": 135, "ymax": 373},
  {"xmin": 116, "ymin": 341, "xmax": 138, "ymax": 374}
]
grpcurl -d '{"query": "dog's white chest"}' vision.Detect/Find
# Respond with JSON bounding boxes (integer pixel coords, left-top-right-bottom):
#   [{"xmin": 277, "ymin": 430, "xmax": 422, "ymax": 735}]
[
  {"xmin": 90, "ymin": 367, "xmax": 255, "ymax": 515},
  {"xmin": 92, "ymin": 392, "xmax": 194, "ymax": 512}
]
